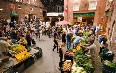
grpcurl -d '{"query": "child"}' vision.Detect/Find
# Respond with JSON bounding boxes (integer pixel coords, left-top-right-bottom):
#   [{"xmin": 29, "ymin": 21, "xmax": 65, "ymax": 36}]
[{"xmin": 53, "ymin": 38, "xmax": 58, "ymax": 53}]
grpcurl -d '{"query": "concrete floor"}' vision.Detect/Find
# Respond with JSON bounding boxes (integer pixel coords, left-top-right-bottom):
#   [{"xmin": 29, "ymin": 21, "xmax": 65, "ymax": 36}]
[
  {"xmin": 23, "ymin": 36, "xmax": 102, "ymax": 73},
  {"xmin": 23, "ymin": 36, "xmax": 61, "ymax": 73}
]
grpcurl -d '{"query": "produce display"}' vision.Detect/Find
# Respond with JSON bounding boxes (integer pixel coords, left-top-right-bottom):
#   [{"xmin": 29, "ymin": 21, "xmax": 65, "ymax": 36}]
[
  {"xmin": 104, "ymin": 60, "xmax": 116, "ymax": 68},
  {"xmin": 62, "ymin": 60, "xmax": 72, "ymax": 71},
  {"xmin": 76, "ymin": 45, "xmax": 81, "ymax": 51},
  {"xmin": 72, "ymin": 48, "xmax": 94, "ymax": 73},
  {"xmin": 72, "ymin": 63, "xmax": 87, "ymax": 73},
  {"xmin": 15, "ymin": 50, "xmax": 30, "ymax": 62},
  {"xmin": 10, "ymin": 44, "xmax": 26, "ymax": 53},
  {"xmin": 102, "ymin": 60, "xmax": 116, "ymax": 73},
  {"xmin": 9, "ymin": 44, "xmax": 30, "ymax": 62},
  {"xmin": 18, "ymin": 37, "xmax": 27, "ymax": 45}
]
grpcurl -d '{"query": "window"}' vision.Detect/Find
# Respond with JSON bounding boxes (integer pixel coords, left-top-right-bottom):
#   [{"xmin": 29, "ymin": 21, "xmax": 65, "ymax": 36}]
[
  {"xmin": 33, "ymin": 15, "xmax": 36, "ymax": 20},
  {"xmin": 27, "ymin": 0, "xmax": 30, "ymax": 4},
  {"xmin": 25, "ymin": 15, "xmax": 28, "ymax": 19},
  {"xmin": 88, "ymin": 1, "xmax": 97, "ymax": 10},
  {"xmin": 18, "ymin": 5, "xmax": 21, "ymax": 9},
  {"xmin": 33, "ymin": 0, "xmax": 36, "ymax": 4},
  {"xmin": 73, "ymin": 3, "xmax": 80, "ymax": 11},
  {"xmin": 30, "ymin": 7, "xmax": 33, "ymax": 11}
]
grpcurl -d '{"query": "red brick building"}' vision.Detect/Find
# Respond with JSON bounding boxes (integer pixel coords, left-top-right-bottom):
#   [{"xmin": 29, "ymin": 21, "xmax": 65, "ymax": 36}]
[
  {"xmin": 94, "ymin": 0, "xmax": 107, "ymax": 33},
  {"xmin": 64, "ymin": 0, "xmax": 98, "ymax": 25},
  {"xmin": 0, "ymin": 0, "xmax": 45, "ymax": 22},
  {"xmin": 64, "ymin": 0, "xmax": 107, "ymax": 31}
]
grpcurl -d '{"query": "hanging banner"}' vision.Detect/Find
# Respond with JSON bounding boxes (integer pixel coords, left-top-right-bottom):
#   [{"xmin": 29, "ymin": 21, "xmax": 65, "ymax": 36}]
[{"xmin": 78, "ymin": 17, "xmax": 82, "ymax": 22}]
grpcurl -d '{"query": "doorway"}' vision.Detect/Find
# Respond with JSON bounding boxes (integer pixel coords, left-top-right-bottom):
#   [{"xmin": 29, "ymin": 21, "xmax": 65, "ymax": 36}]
[{"xmin": 29, "ymin": 14, "xmax": 33, "ymax": 22}]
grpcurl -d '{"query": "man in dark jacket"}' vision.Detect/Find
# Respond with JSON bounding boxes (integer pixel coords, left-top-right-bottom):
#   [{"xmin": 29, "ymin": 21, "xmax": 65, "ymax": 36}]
[
  {"xmin": 53, "ymin": 38, "xmax": 58, "ymax": 53},
  {"xmin": 67, "ymin": 33, "xmax": 71, "ymax": 49}
]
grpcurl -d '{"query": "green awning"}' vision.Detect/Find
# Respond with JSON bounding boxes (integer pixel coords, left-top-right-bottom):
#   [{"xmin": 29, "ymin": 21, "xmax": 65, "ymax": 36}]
[
  {"xmin": 10, "ymin": 13, "xmax": 18, "ymax": 17},
  {"xmin": 73, "ymin": 12, "xmax": 95, "ymax": 17}
]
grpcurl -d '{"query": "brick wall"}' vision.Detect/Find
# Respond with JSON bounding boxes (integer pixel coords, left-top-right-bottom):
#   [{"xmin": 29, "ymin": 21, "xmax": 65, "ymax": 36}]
[
  {"xmin": 0, "ymin": 1, "xmax": 11, "ymax": 19},
  {"xmin": 0, "ymin": 0, "xmax": 44, "ymax": 21},
  {"xmin": 94, "ymin": 0, "xmax": 107, "ymax": 32},
  {"xmin": 106, "ymin": 0, "xmax": 116, "ymax": 62},
  {"xmin": 64, "ymin": 0, "xmax": 97, "ymax": 22}
]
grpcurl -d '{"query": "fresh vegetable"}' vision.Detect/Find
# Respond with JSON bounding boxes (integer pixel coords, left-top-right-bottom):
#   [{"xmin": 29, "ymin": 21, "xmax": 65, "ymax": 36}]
[
  {"xmin": 104, "ymin": 60, "xmax": 116, "ymax": 68},
  {"xmin": 73, "ymin": 48, "xmax": 94, "ymax": 73},
  {"xmin": 62, "ymin": 61, "xmax": 72, "ymax": 71},
  {"xmin": 10, "ymin": 44, "xmax": 26, "ymax": 53},
  {"xmin": 15, "ymin": 50, "xmax": 30, "ymax": 62},
  {"xmin": 72, "ymin": 63, "xmax": 87, "ymax": 73}
]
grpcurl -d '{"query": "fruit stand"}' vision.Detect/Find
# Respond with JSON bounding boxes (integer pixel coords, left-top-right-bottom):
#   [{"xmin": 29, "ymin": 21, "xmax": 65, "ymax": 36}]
[{"xmin": 0, "ymin": 41, "xmax": 43, "ymax": 73}]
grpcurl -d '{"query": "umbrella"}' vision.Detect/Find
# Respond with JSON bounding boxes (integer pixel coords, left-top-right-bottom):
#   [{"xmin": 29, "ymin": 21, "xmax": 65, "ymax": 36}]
[{"xmin": 57, "ymin": 20, "xmax": 70, "ymax": 25}]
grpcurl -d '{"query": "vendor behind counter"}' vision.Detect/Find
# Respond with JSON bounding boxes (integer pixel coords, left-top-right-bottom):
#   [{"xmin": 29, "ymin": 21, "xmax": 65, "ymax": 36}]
[{"xmin": 0, "ymin": 38, "xmax": 11, "ymax": 55}]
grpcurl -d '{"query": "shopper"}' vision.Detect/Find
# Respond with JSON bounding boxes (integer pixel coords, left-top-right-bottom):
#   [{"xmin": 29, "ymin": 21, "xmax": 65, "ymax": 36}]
[
  {"xmin": 9, "ymin": 21, "xmax": 15, "ymax": 28},
  {"xmin": 34, "ymin": 26, "xmax": 39, "ymax": 39},
  {"xmin": 59, "ymin": 44, "xmax": 64, "ymax": 62},
  {"xmin": 53, "ymin": 38, "xmax": 58, "ymax": 53},
  {"xmin": 40, "ymin": 29, "xmax": 44, "ymax": 41},
  {"xmin": 26, "ymin": 31, "xmax": 32, "ymax": 46},
  {"xmin": 67, "ymin": 33, "xmax": 71, "ymax": 49},
  {"xmin": 54, "ymin": 31, "xmax": 57, "ymax": 39},
  {"xmin": 10, "ymin": 28, "xmax": 17, "ymax": 40},
  {"xmin": 62, "ymin": 32, "xmax": 66, "ymax": 46},
  {"xmin": 47, "ymin": 28, "xmax": 51, "ymax": 38},
  {"xmin": 99, "ymin": 34, "xmax": 108, "ymax": 54}
]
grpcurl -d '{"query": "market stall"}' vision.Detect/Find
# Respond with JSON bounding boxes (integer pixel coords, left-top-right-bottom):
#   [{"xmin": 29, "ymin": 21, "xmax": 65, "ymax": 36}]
[
  {"xmin": 99, "ymin": 47, "xmax": 116, "ymax": 73},
  {"xmin": 61, "ymin": 38, "xmax": 94, "ymax": 73},
  {"xmin": 0, "ymin": 38, "xmax": 43, "ymax": 73},
  {"xmin": 60, "ymin": 28, "xmax": 96, "ymax": 73}
]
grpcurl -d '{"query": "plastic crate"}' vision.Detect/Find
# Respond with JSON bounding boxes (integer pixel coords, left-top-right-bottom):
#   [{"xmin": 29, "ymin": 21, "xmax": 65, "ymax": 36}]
[
  {"xmin": 35, "ymin": 51, "xmax": 42, "ymax": 59},
  {"xmin": 13, "ymin": 63, "xmax": 25, "ymax": 73},
  {"xmin": 24, "ymin": 57, "xmax": 35, "ymax": 68}
]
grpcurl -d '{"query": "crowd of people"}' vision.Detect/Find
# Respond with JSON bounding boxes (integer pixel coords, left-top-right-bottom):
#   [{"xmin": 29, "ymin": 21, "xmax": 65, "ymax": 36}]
[{"xmin": 0, "ymin": 19, "xmax": 108, "ymax": 71}]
